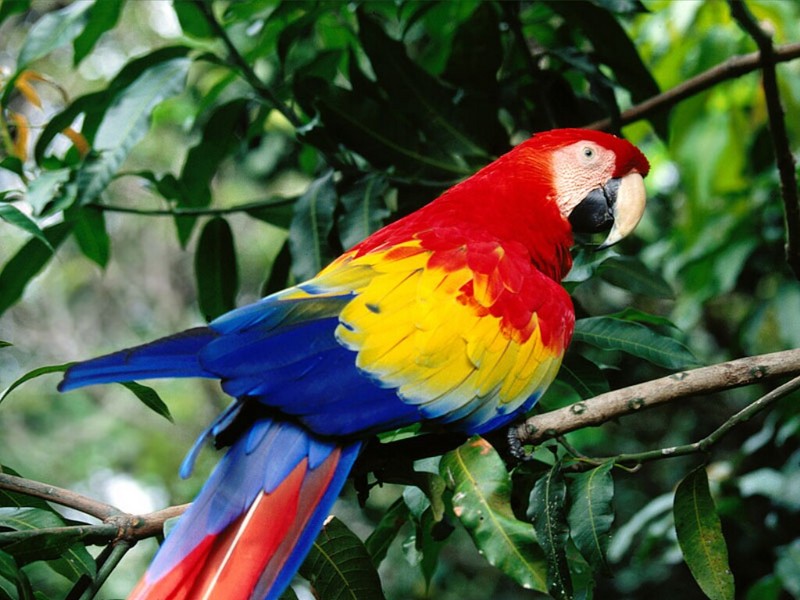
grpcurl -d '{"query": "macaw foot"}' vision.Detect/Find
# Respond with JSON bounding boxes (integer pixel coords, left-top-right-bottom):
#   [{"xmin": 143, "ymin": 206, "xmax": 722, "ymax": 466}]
[{"xmin": 507, "ymin": 425, "xmax": 535, "ymax": 461}]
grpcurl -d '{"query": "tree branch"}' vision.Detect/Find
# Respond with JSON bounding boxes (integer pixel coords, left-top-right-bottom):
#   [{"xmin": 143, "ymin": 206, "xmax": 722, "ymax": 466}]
[
  {"xmin": 728, "ymin": 1, "xmax": 800, "ymax": 280},
  {"xmin": 0, "ymin": 472, "xmax": 121, "ymax": 520},
  {"xmin": 513, "ymin": 348, "xmax": 800, "ymax": 445},
  {"xmin": 584, "ymin": 41, "xmax": 800, "ymax": 131}
]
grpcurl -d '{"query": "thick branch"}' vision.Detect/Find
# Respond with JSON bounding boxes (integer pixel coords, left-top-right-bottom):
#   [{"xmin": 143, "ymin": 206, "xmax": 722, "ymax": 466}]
[
  {"xmin": 585, "ymin": 41, "xmax": 800, "ymax": 131},
  {"xmin": 514, "ymin": 348, "xmax": 800, "ymax": 445},
  {"xmin": 0, "ymin": 472, "xmax": 121, "ymax": 520},
  {"xmin": 729, "ymin": 1, "xmax": 800, "ymax": 280}
]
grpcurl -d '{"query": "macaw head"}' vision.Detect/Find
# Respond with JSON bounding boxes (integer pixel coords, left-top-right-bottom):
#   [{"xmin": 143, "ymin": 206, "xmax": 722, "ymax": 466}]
[{"xmin": 530, "ymin": 128, "xmax": 651, "ymax": 249}]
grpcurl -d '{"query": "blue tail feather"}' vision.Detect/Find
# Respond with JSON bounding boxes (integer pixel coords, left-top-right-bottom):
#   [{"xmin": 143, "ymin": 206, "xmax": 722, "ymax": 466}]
[{"xmin": 59, "ymin": 327, "xmax": 218, "ymax": 391}]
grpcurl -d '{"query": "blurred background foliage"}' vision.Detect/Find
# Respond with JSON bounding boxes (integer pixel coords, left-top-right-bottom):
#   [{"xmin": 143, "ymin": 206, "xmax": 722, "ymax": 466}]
[{"xmin": 0, "ymin": 0, "xmax": 799, "ymax": 598}]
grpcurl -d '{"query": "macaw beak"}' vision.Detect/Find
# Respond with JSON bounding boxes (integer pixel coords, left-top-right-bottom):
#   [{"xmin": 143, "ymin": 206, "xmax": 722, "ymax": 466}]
[{"xmin": 568, "ymin": 172, "xmax": 647, "ymax": 250}]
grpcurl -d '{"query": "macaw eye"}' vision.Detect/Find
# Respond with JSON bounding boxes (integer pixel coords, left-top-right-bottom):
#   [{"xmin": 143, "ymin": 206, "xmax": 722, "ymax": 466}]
[{"xmin": 582, "ymin": 146, "xmax": 595, "ymax": 159}]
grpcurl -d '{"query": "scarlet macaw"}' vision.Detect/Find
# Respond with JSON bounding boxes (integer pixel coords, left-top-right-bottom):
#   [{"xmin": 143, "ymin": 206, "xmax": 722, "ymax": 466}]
[{"xmin": 59, "ymin": 128, "xmax": 649, "ymax": 599}]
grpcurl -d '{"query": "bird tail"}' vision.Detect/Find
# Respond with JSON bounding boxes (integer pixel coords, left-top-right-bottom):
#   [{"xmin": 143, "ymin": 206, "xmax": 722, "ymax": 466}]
[
  {"xmin": 130, "ymin": 417, "xmax": 361, "ymax": 600},
  {"xmin": 58, "ymin": 327, "xmax": 218, "ymax": 391}
]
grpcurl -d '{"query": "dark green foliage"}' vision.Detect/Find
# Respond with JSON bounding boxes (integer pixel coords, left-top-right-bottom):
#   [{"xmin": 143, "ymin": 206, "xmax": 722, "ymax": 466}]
[{"xmin": 1, "ymin": 1, "xmax": 799, "ymax": 599}]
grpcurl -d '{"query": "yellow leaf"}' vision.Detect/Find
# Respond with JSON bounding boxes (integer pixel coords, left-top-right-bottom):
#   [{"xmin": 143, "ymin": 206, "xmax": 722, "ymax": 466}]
[
  {"xmin": 10, "ymin": 112, "xmax": 30, "ymax": 161},
  {"xmin": 61, "ymin": 127, "xmax": 90, "ymax": 157}
]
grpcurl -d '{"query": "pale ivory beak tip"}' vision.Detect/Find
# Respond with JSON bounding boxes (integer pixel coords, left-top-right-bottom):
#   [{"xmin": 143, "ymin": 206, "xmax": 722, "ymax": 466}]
[{"xmin": 598, "ymin": 172, "xmax": 647, "ymax": 250}]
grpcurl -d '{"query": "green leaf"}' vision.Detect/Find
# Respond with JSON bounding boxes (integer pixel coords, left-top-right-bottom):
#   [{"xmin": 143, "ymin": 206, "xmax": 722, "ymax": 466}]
[
  {"xmin": 673, "ymin": 467, "xmax": 735, "ymax": 600},
  {"xmin": 0, "ymin": 204, "xmax": 51, "ymax": 250},
  {"xmin": 245, "ymin": 200, "xmax": 296, "ymax": 229},
  {"xmin": 173, "ymin": 0, "xmax": 214, "ymax": 38},
  {"xmin": 74, "ymin": 56, "xmax": 191, "ymax": 207},
  {"xmin": 195, "ymin": 217, "xmax": 239, "ymax": 322},
  {"xmin": 556, "ymin": 353, "xmax": 609, "ymax": 400},
  {"xmin": 567, "ymin": 461, "xmax": 614, "ymax": 575},
  {"xmin": 0, "ymin": 342, "xmax": 10, "ymax": 349},
  {"xmin": 289, "ymin": 172, "xmax": 338, "ymax": 282},
  {"xmin": 597, "ymin": 255, "xmax": 674, "ymax": 299},
  {"xmin": 0, "ymin": 363, "xmax": 71, "ymax": 405},
  {"xmin": 0, "ymin": 0, "xmax": 30, "ymax": 27},
  {"xmin": 365, "ymin": 498, "xmax": 409, "ymax": 567},
  {"xmin": 70, "ymin": 205, "xmax": 110, "ymax": 267},
  {"xmin": 176, "ymin": 98, "xmax": 251, "ymax": 245},
  {"xmin": 72, "ymin": 0, "xmax": 125, "ymax": 65},
  {"xmin": 573, "ymin": 316, "xmax": 698, "ymax": 369},
  {"xmin": 34, "ymin": 46, "xmax": 192, "ymax": 165},
  {"xmin": 0, "ymin": 549, "xmax": 24, "ymax": 600},
  {"xmin": 0, "ymin": 222, "xmax": 72, "ymax": 319},
  {"xmin": 441, "ymin": 436, "xmax": 548, "ymax": 592},
  {"xmin": 529, "ymin": 461, "xmax": 573, "ymax": 600},
  {"xmin": 120, "ymin": 382, "xmax": 173, "ymax": 422},
  {"xmin": 261, "ymin": 239, "xmax": 292, "ymax": 297},
  {"xmin": 338, "ymin": 175, "xmax": 390, "ymax": 250},
  {"xmin": 16, "ymin": 2, "xmax": 91, "ymax": 67},
  {"xmin": 299, "ymin": 516, "xmax": 385, "ymax": 600},
  {"xmin": 23, "ymin": 168, "xmax": 73, "ymax": 215},
  {"xmin": 0, "ymin": 508, "xmax": 95, "ymax": 579}
]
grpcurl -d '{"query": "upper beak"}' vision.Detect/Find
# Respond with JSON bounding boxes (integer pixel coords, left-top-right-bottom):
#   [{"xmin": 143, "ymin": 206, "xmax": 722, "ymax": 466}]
[{"xmin": 568, "ymin": 172, "xmax": 647, "ymax": 250}]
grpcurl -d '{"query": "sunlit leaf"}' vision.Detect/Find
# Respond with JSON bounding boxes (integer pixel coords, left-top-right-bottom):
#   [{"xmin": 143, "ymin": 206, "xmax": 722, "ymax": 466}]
[
  {"xmin": 673, "ymin": 467, "xmax": 735, "ymax": 600},
  {"xmin": 195, "ymin": 217, "xmax": 239, "ymax": 322},
  {"xmin": 299, "ymin": 516, "xmax": 385, "ymax": 600},
  {"xmin": 74, "ymin": 56, "xmax": 191, "ymax": 207},
  {"xmin": 441, "ymin": 436, "xmax": 548, "ymax": 592},
  {"xmin": 0, "ymin": 204, "xmax": 51, "ymax": 250},
  {"xmin": 567, "ymin": 461, "xmax": 614, "ymax": 575},
  {"xmin": 0, "ymin": 222, "xmax": 72, "ymax": 319},
  {"xmin": 120, "ymin": 382, "xmax": 173, "ymax": 422},
  {"xmin": 573, "ymin": 316, "xmax": 698, "ymax": 369},
  {"xmin": 529, "ymin": 461, "xmax": 573, "ymax": 600},
  {"xmin": 16, "ymin": 2, "xmax": 91, "ymax": 67}
]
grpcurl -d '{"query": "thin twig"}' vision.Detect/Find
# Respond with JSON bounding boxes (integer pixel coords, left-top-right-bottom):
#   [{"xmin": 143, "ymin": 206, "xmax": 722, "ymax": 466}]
[
  {"xmin": 728, "ymin": 1, "xmax": 800, "ymax": 280},
  {"xmin": 76, "ymin": 541, "xmax": 133, "ymax": 600},
  {"xmin": 584, "ymin": 41, "xmax": 800, "ymax": 131},
  {"xmin": 582, "ymin": 374, "xmax": 800, "ymax": 470}
]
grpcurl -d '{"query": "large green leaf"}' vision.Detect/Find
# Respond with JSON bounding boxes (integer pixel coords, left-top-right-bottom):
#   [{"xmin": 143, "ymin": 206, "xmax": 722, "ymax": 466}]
[
  {"xmin": 176, "ymin": 98, "xmax": 251, "ymax": 245},
  {"xmin": 288, "ymin": 172, "xmax": 338, "ymax": 282},
  {"xmin": 365, "ymin": 498, "xmax": 410, "ymax": 567},
  {"xmin": 0, "ymin": 508, "xmax": 95, "ymax": 580},
  {"xmin": 34, "ymin": 46, "xmax": 193, "ymax": 165},
  {"xmin": 195, "ymin": 217, "xmax": 239, "ymax": 322},
  {"xmin": 573, "ymin": 316, "xmax": 698, "ymax": 369},
  {"xmin": 70, "ymin": 205, "xmax": 110, "ymax": 267},
  {"xmin": 0, "ymin": 222, "xmax": 72, "ymax": 318},
  {"xmin": 0, "ymin": 549, "xmax": 27, "ymax": 600},
  {"xmin": 529, "ymin": 461, "xmax": 573, "ymax": 600},
  {"xmin": 0, "ymin": 0, "xmax": 29, "ymax": 27},
  {"xmin": 555, "ymin": 353, "xmax": 609, "ymax": 400},
  {"xmin": 440, "ymin": 436, "xmax": 548, "ymax": 592},
  {"xmin": 596, "ymin": 255, "xmax": 675, "ymax": 299},
  {"xmin": 74, "ymin": 56, "xmax": 191, "ymax": 207},
  {"xmin": 298, "ymin": 516, "xmax": 385, "ymax": 600},
  {"xmin": 0, "ymin": 204, "xmax": 51, "ymax": 249},
  {"xmin": 173, "ymin": 0, "xmax": 215, "ymax": 39},
  {"xmin": 567, "ymin": 461, "xmax": 614, "ymax": 575},
  {"xmin": 338, "ymin": 175, "xmax": 390, "ymax": 250},
  {"xmin": 16, "ymin": 2, "xmax": 91, "ymax": 67},
  {"xmin": 357, "ymin": 11, "xmax": 493, "ymax": 161},
  {"xmin": 72, "ymin": 0, "xmax": 125, "ymax": 65},
  {"xmin": 673, "ymin": 467, "xmax": 735, "ymax": 600},
  {"xmin": 120, "ymin": 382, "xmax": 173, "ymax": 422}
]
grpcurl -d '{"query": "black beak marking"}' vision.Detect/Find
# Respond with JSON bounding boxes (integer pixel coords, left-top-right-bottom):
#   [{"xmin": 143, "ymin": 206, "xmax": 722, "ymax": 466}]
[{"xmin": 568, "ymin": 177, "xmax": 621, "ymax": 234}]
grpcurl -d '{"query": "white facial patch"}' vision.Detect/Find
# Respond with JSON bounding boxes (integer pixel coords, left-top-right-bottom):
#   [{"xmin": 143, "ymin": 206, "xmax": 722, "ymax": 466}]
[{"xmin": 550, "ymin": 141, "xmax": 617, "ymax": 218}]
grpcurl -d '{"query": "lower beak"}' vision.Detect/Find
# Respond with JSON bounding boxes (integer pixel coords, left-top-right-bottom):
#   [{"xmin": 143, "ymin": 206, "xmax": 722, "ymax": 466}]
[
  {"xmin": 568, "ymin": 172, "xmax": 647, "ymax": 250},
  {"xmin": 598, "ymin": 172, "xmax": 647, "ymax": 249}
]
